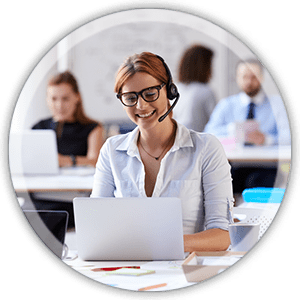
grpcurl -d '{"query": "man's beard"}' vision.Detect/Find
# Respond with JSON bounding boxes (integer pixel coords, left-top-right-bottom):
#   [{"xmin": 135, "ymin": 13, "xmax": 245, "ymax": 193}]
[{"xmin": 245, "ymin": 86, "xmax": 261, "ymax": 98}]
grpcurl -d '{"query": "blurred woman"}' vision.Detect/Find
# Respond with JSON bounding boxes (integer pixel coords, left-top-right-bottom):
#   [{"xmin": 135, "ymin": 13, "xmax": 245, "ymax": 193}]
[
  {"xmin": 173, "ymin": 44, "xmax": 216, "ymax": 132},
  {"xmin": 31, "ymin": 71, "xmax": 104, "ymax": 227},
  {"xmin": 32, "ymin": 71, "xmax": 104, "ymax": 167}
]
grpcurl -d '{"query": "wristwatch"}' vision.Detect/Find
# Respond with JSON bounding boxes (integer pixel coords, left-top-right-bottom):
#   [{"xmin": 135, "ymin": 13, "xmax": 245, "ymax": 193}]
[{"xmin": 70, "ymin": 154, "xmax": 77, "ymax": 166}]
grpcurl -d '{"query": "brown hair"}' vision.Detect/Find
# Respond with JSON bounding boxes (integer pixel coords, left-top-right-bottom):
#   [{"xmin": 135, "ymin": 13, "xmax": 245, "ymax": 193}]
[
  {"xmin": 178, "ymin": 45, "xmax": 214, "ymax": 84},
  {"xmin": 114, "ymin": 52, "xmax": 174, "ymax": 117},
  {"xmin": 114, "ymin": 52, "xmax": 169, "ymax": 94},
  {"xmin": 48, "ymin": 71, "xmax": 97, "ymax": 125}
]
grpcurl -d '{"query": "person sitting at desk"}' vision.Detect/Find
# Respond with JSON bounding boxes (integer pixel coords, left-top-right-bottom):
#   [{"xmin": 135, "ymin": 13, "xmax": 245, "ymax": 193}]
[
  {"xmin": 204, "ymin": 58, "xmax": 278, "ymax": 145},
  {"xmin": 31, "ymin": 71, "xmax": 104, "ymax": 228},
  {"xmin": 204, "ymin": 59, "xmax": 279, "ymax": 194},
  {"xmin": 91, "ymin": 52, "xmax": 234, "ymax": 252},
  {"xmin": 32, "ymin": 71, "xmax": 104, "ymax": 167}
]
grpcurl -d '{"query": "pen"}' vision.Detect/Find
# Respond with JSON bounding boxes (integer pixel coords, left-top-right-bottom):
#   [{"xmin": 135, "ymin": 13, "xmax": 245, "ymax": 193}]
[
  {"xmin": 138, "ymin": 283, "xmax": 167, "ymax": 291},
  {"xmin": 91, "ymin": 266, "xmax": 140, "ymax": 272}
]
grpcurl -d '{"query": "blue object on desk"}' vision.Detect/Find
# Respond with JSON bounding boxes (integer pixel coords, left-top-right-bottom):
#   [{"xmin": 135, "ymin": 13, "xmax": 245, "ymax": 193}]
[{"xmin": 242, "ymin": 188, "xmax": 285, "ymax": 203}]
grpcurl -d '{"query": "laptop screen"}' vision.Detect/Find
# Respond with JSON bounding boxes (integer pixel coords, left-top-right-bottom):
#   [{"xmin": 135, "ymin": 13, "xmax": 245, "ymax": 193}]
[{"xmin": 23, "ymin": 210, "xmax": 69, "ymax": 259}]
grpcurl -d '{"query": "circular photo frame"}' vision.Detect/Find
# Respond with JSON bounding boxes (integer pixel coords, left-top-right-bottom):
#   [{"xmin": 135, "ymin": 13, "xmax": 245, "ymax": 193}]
[{"xmin": 2, "ymin": 4, "xmax": 292, "ymax": 293}]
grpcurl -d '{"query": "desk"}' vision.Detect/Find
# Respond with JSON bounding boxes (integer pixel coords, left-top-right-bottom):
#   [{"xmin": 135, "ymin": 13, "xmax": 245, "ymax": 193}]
[
  {"xmin": 224, "ymin": 144, "xmax": 291, "ymax": 166},
  {"xmin": 63, "ymin": 257, "xmax": 194, "ymax": 291},
  {"xmin": 12, "ymin": 173, "xmax": 94, "ymax": 193},
  {"xmin": 11, "ymin": 146, "xmax": 291, "ymax": 193},
  {"xmin": 63, "ymin": 231, "xmax": 243, "ymax": 291},
  {"xmin": 11, "ymin": 167, "xmax": 95, "ymax": 194}
]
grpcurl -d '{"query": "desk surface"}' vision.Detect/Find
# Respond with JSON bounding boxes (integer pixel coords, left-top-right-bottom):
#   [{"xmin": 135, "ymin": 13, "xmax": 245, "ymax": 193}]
[
  {"xmin": 63, "ymin": 231, "xmax": 242, "ymax": 291},
  {"xmin": 224, "ymin": 144, "xmax": 291, "ymax": 163},
  {"xmin": 64, "ymin": 257, "xmax": 194, "ymax": 291},
  {"xmin": 63, "ymin": 231, "xmax": 192, "ymax": 291},
  {"xmin": 12, "ymin": 145, "xmax": 291, "ymax": 193}
]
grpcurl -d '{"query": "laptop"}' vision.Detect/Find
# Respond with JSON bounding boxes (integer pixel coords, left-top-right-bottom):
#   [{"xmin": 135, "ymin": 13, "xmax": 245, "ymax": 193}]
[
  {"xmin": 73, "ymin": 197, "xmax": 185, "ymax": 261},
  {"xmin": 23, "ymin": 210, "xmax": 69, "ymax": 259},
  {"xmin": 9, "ymin": 130, "xmax": 59, "ymax": 175}
]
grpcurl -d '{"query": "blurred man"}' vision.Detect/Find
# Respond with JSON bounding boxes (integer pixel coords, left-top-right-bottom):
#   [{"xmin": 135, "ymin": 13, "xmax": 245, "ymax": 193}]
[
  {"xmin": 205, "ymin": 59, "xmax": 278, "ymax": 145},
  {"xmin": 205, "ymin": 59, "xmax": 282, "ymax": 195}
]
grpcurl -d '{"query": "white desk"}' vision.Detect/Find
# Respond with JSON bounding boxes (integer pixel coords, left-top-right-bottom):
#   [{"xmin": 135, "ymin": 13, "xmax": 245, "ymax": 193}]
[
  {"xmin": 224, "ymin": 144, "xmax": 291, "ymax": 166},
  {"xmin": 63, "ymin": 257, "xmax": 195, "ymax": 291},
  {"xmin": 12, "ymin": 173, "xmax": 94, "ymax": 193},
  {"xmin": 63, "ymin": 231, "xmax": 194, "ymax": 291},
  {"xmin": 11, "ymin": 145, "xmax": 291, "ymax": 194},
  {"xmin": 12, "ymin": 167, "xmax": 95, "ymax": 193},
  {"xmin": 63, "ymin": 231, "xmax": 244, "ymax": 291}
]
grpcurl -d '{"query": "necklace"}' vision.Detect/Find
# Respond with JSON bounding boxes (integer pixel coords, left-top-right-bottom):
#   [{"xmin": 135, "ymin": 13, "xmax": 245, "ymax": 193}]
[{"xmin": 138, "ymin": 131, "xmax": 174, "ymax": 161}]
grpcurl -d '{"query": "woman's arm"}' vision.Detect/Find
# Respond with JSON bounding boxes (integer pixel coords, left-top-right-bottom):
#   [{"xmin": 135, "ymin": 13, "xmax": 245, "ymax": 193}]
[
  {"xmin": 184, "ymin": 228, "xmax": 230, "ymax": 252},
  {"xmin": 184, "ymin": 135, "xmax": 233, "ymax": 253},
  {"xmin": 58, "ymin": 125, "xmax": 104, "ymax": 167}
]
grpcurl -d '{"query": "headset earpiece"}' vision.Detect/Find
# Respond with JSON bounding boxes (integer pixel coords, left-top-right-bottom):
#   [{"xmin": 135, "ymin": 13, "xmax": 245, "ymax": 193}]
[
  {"xmin": 155, "ymin": 54, "xmax": 180, "ymax": 122},
  {"xmin": 167, "ymin": 83, "xmax": 178, "ymax": 100},
  {"xmin": 155, "ymin": 55, "xmax": 179, "ymax": 101}
]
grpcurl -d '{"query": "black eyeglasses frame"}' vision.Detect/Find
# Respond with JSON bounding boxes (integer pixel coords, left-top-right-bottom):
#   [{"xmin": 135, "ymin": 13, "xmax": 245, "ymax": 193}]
[{"xmin": 116, "ymin": 83, "xmax": 166, "ymax": 107}]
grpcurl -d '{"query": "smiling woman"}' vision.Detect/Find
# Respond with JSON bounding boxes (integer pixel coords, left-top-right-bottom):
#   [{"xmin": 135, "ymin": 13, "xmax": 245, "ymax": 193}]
[{"xmin": 91, "ymin": 52, "xmax": 233, "ymax": 252}]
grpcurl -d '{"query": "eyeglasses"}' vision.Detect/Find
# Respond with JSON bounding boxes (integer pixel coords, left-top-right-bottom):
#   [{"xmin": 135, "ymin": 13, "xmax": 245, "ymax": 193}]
[{"xmin": 117, "ymin": 83, "xmax": 165, "ymax": 107}]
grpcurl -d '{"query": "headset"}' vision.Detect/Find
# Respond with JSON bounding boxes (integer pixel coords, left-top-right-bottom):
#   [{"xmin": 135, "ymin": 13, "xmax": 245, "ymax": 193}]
[{"xmin": 155, "ymin": 55, "xmax": 180, "ymax": 122}]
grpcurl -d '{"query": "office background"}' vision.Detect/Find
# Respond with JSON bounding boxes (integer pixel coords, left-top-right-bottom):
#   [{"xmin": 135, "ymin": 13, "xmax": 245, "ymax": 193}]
[
  {"xmin": 10, "ymin": 10, "xmax": 282, "ymax": 132},
  {"xmin": 3, "ymin": 3, "xmax": 298, "ymax": 300}
]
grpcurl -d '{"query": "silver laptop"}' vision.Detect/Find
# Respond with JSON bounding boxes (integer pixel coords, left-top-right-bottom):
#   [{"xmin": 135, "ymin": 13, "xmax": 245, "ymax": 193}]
[
  {"xmin": 73, "ymin": 197, "xmax": 185, "ymax": 261},
  {"xmin": 9, "ymin": 130, "xmax": 59, "ymax": 175}
]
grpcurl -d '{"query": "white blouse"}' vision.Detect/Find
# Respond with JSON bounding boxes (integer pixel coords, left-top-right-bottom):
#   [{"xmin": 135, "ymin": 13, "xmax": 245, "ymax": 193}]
[{"xmin": 91, "ymin": 122, "xmax": 234, "ymax": 235}]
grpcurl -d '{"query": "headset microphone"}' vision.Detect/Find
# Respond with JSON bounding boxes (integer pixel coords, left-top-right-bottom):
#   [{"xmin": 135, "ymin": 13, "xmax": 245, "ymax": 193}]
[
  {"xmin": 156, "ymin": 55, "xmax": 180, "ymax": 123},
  {"xmin": 158, "ymin": 93, "xmax": 180, "ymax": 122}
]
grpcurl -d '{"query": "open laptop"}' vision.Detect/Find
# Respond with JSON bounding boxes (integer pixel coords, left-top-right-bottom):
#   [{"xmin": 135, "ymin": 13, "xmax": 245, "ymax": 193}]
[
  {"xmin": 9, "ymin": 130, "xmax": 59, "ymax": 175},
  {"xmin": 73, "ymin": 197, "xmax": 185, "ymax": 261},
  {"xmin": 23, "ymin": 210, "xmax": 69, "ymax": 259}
]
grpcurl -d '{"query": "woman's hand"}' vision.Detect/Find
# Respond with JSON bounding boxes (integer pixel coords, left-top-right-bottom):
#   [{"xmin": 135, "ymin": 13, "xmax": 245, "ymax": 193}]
[
  {"xmin": 246, "ymin": 130, "xmax": 265, "ymax": 145},
  {"xmin": 58, "ymin": 153, "xmax": 73, "ymax": 167}
]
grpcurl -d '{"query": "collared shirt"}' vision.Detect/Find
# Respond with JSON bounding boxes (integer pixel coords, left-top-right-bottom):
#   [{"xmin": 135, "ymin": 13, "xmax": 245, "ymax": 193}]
[
  {"xmin": 240, "ymin": 90, "xmax": 265, "ymax": 106},
  {"xmin": 91, "ymin": 122, "xmax": 234, "ymax": 234},
  {"xmin": 204, "ymin": 92, "xmax": 278, "ymax": 145}
]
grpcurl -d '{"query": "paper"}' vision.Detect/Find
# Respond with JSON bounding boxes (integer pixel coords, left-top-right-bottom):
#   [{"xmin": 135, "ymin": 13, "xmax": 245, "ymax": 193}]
[
  {"xmin": 234, "ymin": 120, "xmax": 260, "ymax": 143},
  {"xmin": 106, "ymin": 268, "xmax": 155, "ymax": 276},
  {"xmin": 140, "ymin": 260, "xmax": 184, "ymax": 270},
  {"xmin": 197, "ymin": 256, "xmax": 242, "ymax": 266}
]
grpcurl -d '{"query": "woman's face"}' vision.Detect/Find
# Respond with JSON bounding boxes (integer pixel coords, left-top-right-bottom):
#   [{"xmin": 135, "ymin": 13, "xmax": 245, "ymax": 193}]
[
  {"xmin": 121, "ymin": 72, "xmax": 169, "ymax": 130},
  {"xmin": 46, "ymin": 83, "xmax": 79, "ymax": 122}
]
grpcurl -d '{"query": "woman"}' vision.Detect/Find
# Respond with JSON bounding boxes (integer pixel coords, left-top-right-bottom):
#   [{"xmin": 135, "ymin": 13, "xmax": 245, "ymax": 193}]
[
  {"xmin": 32, "ymin": 71, "xmax": 104, "ymax": 167},
  {"xmin": 32, "ymin": 71, "xmax": 104, "ymax": 228},
  {"xmin": 173, "ymin": 44, "xmax": 216, "ymax": 132},
  {"xmin": 91, "ymin": 52, "xmax": 233, "ymax": 252}
]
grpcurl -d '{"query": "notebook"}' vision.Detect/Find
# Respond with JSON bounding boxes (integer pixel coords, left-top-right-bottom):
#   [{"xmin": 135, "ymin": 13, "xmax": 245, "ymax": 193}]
[
  {"xmin": 9, "ymin": 130, "xmax": 59, "ymax": 175},
  {"xmin": 73, "ymin": 197, "xmax": 185, "ymax": 261},
  {"xmin": 23, "ymin": 210, "xmax": 69, "ymax": 259}
]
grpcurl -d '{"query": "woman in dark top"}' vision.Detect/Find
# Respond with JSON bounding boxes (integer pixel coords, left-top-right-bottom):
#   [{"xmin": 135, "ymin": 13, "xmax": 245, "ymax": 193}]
[
  {"xmin": 31, "ymin": 71, "xmax": 104, "ymax": 227},
  {"xmin": 32, "ymin": 71, "xmax": 104, "ymax": 167}
]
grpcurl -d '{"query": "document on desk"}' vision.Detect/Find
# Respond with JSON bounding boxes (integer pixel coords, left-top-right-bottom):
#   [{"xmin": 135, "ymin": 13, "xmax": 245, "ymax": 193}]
[
  {"xmin": 197, "ymin": 255, "xmax": 243, "ymax": 266},
  {"xmin": 140, "ymin": 260, "xmax": 184, "ymax": 270},
  {"xmin": 106, "ymin": 268, "xmax": 155, "ymax": 276}
]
